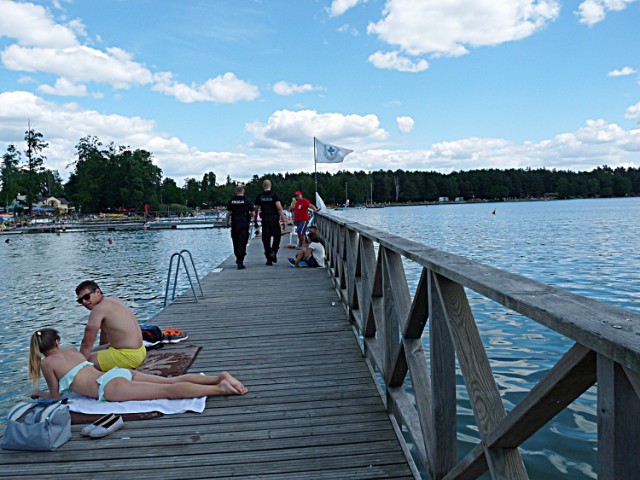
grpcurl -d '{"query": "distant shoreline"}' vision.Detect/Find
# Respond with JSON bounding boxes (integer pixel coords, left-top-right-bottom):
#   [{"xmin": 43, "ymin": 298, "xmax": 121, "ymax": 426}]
[{"xmin": 330, "ymin": 195, "xmax": 638, "ymax": 209}]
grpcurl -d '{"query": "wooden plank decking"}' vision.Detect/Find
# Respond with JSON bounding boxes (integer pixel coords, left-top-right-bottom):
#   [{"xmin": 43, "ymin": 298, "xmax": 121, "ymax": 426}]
[{"xmin": 0, "ymin": 238, "xmax": 417, "ymax": 479}]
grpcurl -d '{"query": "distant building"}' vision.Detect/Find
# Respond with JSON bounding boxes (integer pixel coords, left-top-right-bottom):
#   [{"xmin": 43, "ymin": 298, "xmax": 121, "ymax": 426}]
[
  {"xmin": 455, "ymin": 197, "xmax": 464, "ymax": 203},
  {"xmin": 43, "ymin": 197, "xmax": 72, "ymax": 213},
  {"xmin": 438, "ymin": 196, "xmax": 449, "ymax": 202},
  {"xmin": 16, "ymin": 195, "xmax": 72, "ymax": 213}
]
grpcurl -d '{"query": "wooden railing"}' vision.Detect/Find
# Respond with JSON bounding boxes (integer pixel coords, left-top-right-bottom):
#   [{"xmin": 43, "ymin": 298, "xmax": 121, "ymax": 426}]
[{"xmin": 316, "ymin": 213, "xmax": 640, "ymax": 480}]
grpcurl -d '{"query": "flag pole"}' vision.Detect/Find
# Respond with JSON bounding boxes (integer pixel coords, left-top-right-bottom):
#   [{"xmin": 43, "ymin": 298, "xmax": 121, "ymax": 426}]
[{"xmin": 314, "ymin": 137, "xmax": 318, "ymax": 196}]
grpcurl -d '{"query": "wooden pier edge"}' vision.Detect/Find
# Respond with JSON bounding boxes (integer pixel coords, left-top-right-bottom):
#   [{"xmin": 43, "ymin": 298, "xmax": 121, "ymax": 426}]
[{"xmin": 316, "ymin": 212, "xmax": 640, "ymax": 480}]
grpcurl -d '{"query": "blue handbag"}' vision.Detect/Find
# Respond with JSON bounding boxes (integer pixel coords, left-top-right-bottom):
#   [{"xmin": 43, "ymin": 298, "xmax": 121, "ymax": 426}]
[{"xmin": 1, "ymin": 400, "xmax": 71, "ymax": 451}]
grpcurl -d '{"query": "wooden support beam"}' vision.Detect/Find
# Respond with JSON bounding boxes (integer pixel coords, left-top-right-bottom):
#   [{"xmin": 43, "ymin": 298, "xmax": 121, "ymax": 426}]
[
  {"xmin": 346, "ymin": 229, "xmax": 358, "ymax": 312},
  {"xmin": 598, "ymin": 356, "xmax": 640, "ymax": 480},
  {"xmin": 429, "ymin": 270, "xmax": 457, "ymax": 478},
  {"xmin": 622, "ymin": 366, "xmax": 640, "ymax": 400},
  {"xmin": 387, "ymin": 385, "xmax": 429, "ymax": 471},
  {"xmin": 382, "ymin": 248, "xmax": 412, "ymax": 387},
  {"xmin": 434, "ymin": 273, "xmax": 528, "ymax": 479},
  {"xmin": 404, "ymin": 338, "xmax": 436, "ymax": 473},
  {"xmin": 360, "ymin": 236, "xmax": 378, "ymax": 337},
  {"xmin": 489, "ymin": 343, "xmax": 596, "ymax": 448},
  {"xmin": 404, "ymin": 268, "xmax": 429, "ymax": 339},
  {"xmin": 442, "ymin": 444, "xmax": 489, "ymax": 480}
]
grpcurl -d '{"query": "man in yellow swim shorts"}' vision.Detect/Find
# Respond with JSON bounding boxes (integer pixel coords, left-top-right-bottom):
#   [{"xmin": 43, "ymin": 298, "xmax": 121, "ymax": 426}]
[{"xmin": 76, "ymin": 281, "xmax": 146, "ymax": 371}]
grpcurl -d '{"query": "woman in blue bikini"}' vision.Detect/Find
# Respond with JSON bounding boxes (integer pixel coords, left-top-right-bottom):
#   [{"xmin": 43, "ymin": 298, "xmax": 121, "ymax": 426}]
[{"xmin": 29, "ymin": 328, "xmax": 247, "ymax": 401}]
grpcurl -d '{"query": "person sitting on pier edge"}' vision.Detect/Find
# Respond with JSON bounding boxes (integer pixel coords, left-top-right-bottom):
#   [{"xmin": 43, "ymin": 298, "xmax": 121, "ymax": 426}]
[
  {"xmin": 254, "ymin": 179, "xmax": 288, "ymax": 265},
  {"xmin": 226, "ymin": 184, "xmax": 254, "ymax": 270},
  {"xmin": 29, "ymin": 328, "xmax": 247, "ymax": 402},
  {"xmin": 288, "ymin": 232, "xmax": 326, "ymax": 268},
  {"xmin": 76, "ymin": 280, "xmax": 146, "ymax": 371},
  {"xmin": 292, "ymin": 191, "xmax": 318, "ymax": 248},
  {"xmin": 306, "ymin": 225, "xmax": 325, "ymax": 247}
]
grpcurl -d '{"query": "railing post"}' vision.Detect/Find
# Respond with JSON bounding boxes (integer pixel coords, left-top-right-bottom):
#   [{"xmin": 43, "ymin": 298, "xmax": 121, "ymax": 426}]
[
  {"xmin": 597, "ymin": 355, "xmax": 640, "ymax": 480},
  {"xmin": 346, "ymin": 229, "xmax": 358, "ymax": 317},
  {"xmin": 429, "ymin": 270, "xmax": 457, "ymax": 478}
]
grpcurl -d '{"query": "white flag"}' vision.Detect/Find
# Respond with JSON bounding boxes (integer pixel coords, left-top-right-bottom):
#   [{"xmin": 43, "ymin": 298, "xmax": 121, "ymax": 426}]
[
  {"xmin": 315, "ymin": 193, "xmax": 328, "ymax": 212},
  {"xmin": 314, "ymin": 138, "xmax": 353, "ymax": 163}
]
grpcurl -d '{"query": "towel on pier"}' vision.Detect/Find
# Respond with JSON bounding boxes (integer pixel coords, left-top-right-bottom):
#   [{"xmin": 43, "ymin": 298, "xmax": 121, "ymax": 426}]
[
  {"xmin": 69, "ymin": 345, "xmax": 204, "ymax": 423},
  {"xmin": 67, "ymin": 392, "xmax": 206, "ymax": 415}
]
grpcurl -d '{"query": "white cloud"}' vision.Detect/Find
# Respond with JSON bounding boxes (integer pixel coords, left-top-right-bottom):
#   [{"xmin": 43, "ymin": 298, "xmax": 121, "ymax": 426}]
[
  {"xmin": 0, "ymin": 90, "xmax": 262, "ymax": 183},
  {"xmin": 329, "ymin": 0, "xmax": 367, "ymax": 17},
  {"xmin": 0, "ymin": 1, "xmax": 258, "ymax": 105},
  {"xmin": 66, "ymin": 18, "xmax": 88, "ymax": 38},
  {"xmin": 0, "ymin": 90, "xmax": 158, "ymax": 172},
  {"xmin": 367, "ymin": 0, "xmax": 560, "ymax": 58},
  {"xmin": 0, "ymin": 0, "xmax": 78, "ymax": 48},
  {"xmin": 337, "ymin": 24, "xmax": 360, "ymax": 36},
  {"xmin": 37, "ymin": 77, "xmax": 89, "ymax": 97},
  {"xmin": 361, "ymin": 120, "xmax": 640, "ymax": 173},
  {"xmin": 396, "ymin": 116, "xmax": 415, "ymax": 133},
  {"xmin": 2, "ymin": 45, "xmax": 155, "ymax": 88},
  {"xmin": 152, "ymin": 72, "xmax": 260, "ymax": 104},
  {"xmin": 608, "ymin": 66, "xmax": 637, "ymax": 77},
  {"xmin": 368, "ymin": 51, "xmax": 428, "ymax": 72},
  {"xmin": 625, "ymin": 102, "xmax": 640, "ymax": 120},
  {"xmin": 272, "ymin": 81, "xmax": 324, "ymax": 96},
  {"xmin": 577, "ymin": 0, "xmax": 638, "ymax": 26},
  {"xmin": 1, "ymin": 91, "xmax": 639, "ymax": 186},
  {"xmin": 245, "ymin": 109, "xmax": 388, "ymax": 148}
]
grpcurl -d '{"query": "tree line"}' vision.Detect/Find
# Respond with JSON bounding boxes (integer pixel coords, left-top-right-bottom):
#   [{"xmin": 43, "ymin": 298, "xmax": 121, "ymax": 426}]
[{"xmin": 2, "ymin": 129, "xmax": 639, "ymax": 214}]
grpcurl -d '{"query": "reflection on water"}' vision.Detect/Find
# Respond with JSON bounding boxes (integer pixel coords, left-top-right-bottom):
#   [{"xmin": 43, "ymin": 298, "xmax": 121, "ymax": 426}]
[
  {"xmin": 0, "ymin": 228, "xmax": 232, "ymax": 421},
  {"xmin": 335, "ymin": 198, "xmax": 639, "ymax": 480}
]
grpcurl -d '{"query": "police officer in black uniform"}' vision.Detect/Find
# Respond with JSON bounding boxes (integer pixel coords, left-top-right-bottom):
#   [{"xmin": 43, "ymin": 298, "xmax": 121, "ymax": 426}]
[
  {"xmin": 226, "ymin": 184, "xmax": 254, "ymax": 270},
  {"xmin": 254, "ymin": 179, "xmax": 288, "ymax": 265}
]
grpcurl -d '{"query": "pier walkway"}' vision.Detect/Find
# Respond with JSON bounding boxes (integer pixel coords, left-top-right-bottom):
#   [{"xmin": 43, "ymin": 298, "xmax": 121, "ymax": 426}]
[{"xmin": 0, "ymin": 238, "xmax": 417, "ymax": 479}]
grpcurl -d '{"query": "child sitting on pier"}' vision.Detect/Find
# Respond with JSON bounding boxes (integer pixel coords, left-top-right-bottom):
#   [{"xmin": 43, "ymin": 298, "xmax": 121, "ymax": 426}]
[
  {"xmin": 288, "ymin": 232, "xmax": 325, "ymax": 268},
  {"xmin": 29, "ymin": 328, "xmax": 247, "ymax": 402}
]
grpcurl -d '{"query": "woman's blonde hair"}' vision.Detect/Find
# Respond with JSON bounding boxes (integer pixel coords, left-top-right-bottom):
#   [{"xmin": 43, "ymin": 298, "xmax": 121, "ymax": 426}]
[{"xmin": 28, "ymin": 328, "xmax": 59, "ymax": 384}]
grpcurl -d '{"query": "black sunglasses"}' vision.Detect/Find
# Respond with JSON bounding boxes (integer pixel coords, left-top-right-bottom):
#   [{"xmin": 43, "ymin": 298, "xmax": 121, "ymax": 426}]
[{"xmin": 76, "ymin": 289, "xmax": 96, "ymax": 304}]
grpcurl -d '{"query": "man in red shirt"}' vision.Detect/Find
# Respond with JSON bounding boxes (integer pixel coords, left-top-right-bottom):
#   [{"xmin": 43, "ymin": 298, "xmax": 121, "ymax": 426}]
[{"xmin": 292, "ymin": 191, "xmax": 318, "ymax": 248}]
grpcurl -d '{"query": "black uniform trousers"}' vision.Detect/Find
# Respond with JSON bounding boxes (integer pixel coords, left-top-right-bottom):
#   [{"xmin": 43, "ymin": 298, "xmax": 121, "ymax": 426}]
[
  {"xmin": 261, "ymin": 217, "xmax": 281, "ymax": 259},
  {"xmin": 231, "ymin": 225, "xmax": 250, "ymax": 262}
]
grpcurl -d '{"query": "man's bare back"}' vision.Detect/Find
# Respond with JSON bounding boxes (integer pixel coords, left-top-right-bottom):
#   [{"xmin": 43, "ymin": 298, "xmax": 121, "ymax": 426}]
[
  {"xmin": 87, "ymin": 297, "xmax": 142, "ymax": 349},
  {"xmin": 76, "ymin": 281, "xmax": 143, "ymax": 369}
]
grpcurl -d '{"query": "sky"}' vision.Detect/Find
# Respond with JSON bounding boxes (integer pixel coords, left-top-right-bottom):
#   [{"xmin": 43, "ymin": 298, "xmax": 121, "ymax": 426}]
[{"xmin": 0, "ymin": 0, "xmax": 639, "ymax": 186}]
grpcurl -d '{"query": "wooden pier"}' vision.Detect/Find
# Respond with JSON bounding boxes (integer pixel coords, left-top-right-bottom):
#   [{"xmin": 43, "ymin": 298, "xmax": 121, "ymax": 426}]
[
  {"xmin": 0, "ymin": 238, "xmax": 417, "ymax": 479},
  {"xmin": 0, "ymin": 218, "xmax": 227, "ymax": 235}
]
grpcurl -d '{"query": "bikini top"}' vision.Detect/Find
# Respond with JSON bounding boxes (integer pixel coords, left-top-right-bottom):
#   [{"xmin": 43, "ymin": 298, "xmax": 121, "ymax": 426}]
[{"xmin": 58, "ymin": 361, "xmax": 94, "ymax": 395}]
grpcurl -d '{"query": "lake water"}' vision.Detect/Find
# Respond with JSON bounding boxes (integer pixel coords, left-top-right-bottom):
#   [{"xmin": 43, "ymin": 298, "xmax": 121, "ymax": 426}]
[
  {"xmin": 0, "ymin": 228, "xmax": 233, "ymax": 417},
  {"xmin": 1, "ymin": 198, "xmax": 638, "ymax": 478}
]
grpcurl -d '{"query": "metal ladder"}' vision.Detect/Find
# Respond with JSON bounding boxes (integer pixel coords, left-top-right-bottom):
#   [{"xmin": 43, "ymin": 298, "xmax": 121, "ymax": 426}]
[{"xmin": 163, "ymin": 249, "xmax": 204, "ymax": 307}]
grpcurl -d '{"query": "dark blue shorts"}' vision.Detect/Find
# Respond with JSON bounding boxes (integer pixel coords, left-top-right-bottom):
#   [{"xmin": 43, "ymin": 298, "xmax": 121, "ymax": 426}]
[{"xmin": 296, "ymin": 221, "xmax": 308, "ymax": 236}]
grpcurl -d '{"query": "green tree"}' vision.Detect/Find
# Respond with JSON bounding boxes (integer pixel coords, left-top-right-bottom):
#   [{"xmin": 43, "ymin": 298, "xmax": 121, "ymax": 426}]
[
  {"xmin": 612, "ymin": 174, "xmax": 632, "ymax": 197},
  {"xmin": 1, "ymin": 144, "xmax": 22, "ymax": 210},
  {"xmin": 65, "ymin": 136, "xmax": 108, "ymax": 212},
  {"xmin": 586, "ymin": 178, "xmax": 600, "ymax": 197},
  {"xmin": 201, "ymin": 172, "xmax": 218, "ymax": 207},
  {"xmin": 23, "ymin": 127, "xmax": 49, "ymax": 210},
  {"xmin": 183, "ymin": 178, "xmax": 202, "ymax": 208},
  {"xmin": 42, "ymin": 169, "xmax": 65, "ymax": 198},
  {"xmin": 160, "ymin": 178, "xmax": 184, "ymax": 205}
]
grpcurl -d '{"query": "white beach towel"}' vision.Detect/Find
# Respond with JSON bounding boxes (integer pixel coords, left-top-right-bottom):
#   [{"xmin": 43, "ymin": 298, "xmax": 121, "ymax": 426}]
[{"xmin": 67, "ymin": 392, "xmax": 206, "ymax": 415}]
